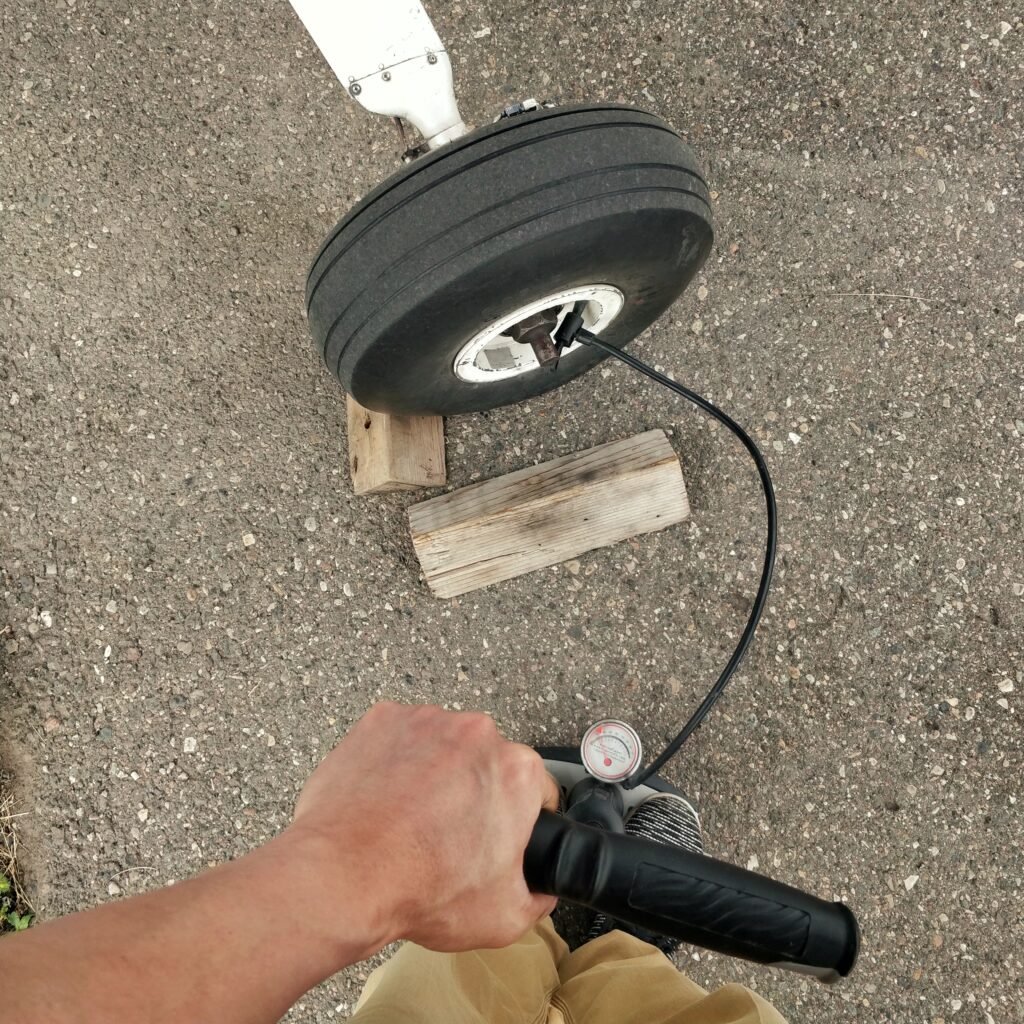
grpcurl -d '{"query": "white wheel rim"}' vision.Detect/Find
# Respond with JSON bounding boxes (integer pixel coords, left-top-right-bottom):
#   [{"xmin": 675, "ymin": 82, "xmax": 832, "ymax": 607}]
[{"xmin": 453, "ymin": 284, "xmax": 624, "ymax": 384}]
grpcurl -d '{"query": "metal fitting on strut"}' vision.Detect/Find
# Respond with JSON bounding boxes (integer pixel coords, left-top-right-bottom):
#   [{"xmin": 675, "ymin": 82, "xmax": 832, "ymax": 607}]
[{"xmin": 495, "ymin": 98, "xmax": 555, "ymax": 122}]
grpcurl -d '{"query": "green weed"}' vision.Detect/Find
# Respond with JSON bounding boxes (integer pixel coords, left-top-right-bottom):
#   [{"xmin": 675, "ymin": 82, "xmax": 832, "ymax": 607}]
[{"xmin": 0, "ymin": 793, "xmax": 33, "ymax": 934}]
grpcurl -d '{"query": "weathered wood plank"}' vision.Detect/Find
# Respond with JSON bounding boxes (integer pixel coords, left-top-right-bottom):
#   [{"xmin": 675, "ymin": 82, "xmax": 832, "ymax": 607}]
[
  {"xmin": 346, "ymin": 396, "xmax": 446, "ymax": 496},
  {"xmin": 409, "ymin": 430, "xmax": 689, "ymax": 598}
]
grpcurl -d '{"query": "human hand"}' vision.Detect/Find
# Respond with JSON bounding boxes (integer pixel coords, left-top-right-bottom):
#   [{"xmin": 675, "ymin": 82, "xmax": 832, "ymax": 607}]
[{"xmin": 286, "ymin": 702, "xmax": 560, "ymax": 952}]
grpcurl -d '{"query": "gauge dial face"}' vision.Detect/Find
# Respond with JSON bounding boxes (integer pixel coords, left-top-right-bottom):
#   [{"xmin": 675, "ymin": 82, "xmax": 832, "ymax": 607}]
[{"xmin": 581, "ymin": 720, "xmax": 643, "ymax": 782}]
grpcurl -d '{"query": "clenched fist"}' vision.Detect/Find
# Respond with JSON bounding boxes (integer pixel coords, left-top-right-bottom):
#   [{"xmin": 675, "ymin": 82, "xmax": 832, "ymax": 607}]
[{"xmin": 288, "ymin": 702, "xmax": 560, "ymax": 951}]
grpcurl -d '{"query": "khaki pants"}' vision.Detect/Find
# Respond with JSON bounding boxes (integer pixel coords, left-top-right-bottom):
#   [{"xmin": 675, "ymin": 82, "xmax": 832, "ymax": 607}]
[{"xmin": 350, "ymin": 918, "xmax": 786, "ymax": 1024}]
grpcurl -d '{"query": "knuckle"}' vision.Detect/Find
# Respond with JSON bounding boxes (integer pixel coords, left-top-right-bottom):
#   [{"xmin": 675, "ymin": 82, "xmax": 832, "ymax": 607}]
[
  {"xmin": 507, "ymin": 745, "xmax": 540, "ymax": 770},
  {"xmin": 461, "ymin": 711, "xmax": 498, "ymax": 737},
  {"xmin": 506, "ymin": 743, "xmax": 542, "ymax": 778},
  {"xmin": 363, "ymin": 702, "xmax": 388, "ymax": 723}
]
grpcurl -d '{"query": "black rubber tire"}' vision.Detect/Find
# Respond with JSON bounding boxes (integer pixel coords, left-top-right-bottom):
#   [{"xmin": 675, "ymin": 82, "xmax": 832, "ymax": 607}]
[{"xmin": 305, "ymin": 104, "xmax": 713, "ymax": 415}]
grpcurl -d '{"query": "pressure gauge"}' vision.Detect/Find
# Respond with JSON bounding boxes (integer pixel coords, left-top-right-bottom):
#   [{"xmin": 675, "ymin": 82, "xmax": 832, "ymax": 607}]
[{"xmin": 580, "ymin": 719, "xmax": 643, "ymax": 783}]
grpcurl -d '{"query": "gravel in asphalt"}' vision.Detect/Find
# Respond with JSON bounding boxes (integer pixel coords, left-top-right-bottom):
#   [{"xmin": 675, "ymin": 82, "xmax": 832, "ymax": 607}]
[{"xmin": 2, "ymin": 1, "xmax": 1022, "ymax": 1020}]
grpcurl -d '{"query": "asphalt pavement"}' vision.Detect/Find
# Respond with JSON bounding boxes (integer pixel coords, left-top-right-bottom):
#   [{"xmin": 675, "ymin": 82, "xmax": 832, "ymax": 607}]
[{"xmin": 2, "ymin": 1, "xmax": 1022, "ymax": 1020}]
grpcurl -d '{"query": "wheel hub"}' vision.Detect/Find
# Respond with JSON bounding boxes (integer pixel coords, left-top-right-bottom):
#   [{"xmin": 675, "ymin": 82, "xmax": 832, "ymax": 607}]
[
  {"xmin": 452, "ymin": 285, "xmax": 624, "ymax": 384},
  {"xmin": 505, "ymin": 306, "xmax": 562, "ymax": 368}
]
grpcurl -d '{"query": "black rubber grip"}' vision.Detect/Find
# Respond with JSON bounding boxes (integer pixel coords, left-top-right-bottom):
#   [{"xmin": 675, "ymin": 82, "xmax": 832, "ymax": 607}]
[{"xmin": 524, "ymin": 811, "xmax": 859, "ymax": 983}]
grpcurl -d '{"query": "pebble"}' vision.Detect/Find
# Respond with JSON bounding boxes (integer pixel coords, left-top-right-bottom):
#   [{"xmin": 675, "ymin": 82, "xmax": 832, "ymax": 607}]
[
  {"xmin": 43, "ymin": 716, "xmax": 60, "ymax": 733},
  {"xmin": 45, "ymin": 562, "xmax": 58, "ymax": 576},
  {"xmin": 343, "ymin": 582, "xmax": 354, "ymax": 598},
  {"xmin": 565, "ymin": 560, "xmax": 581, "ymax": 575},
  {"xmin": 304, "ymin": 516, "xmax": 317, "ymax": 533},
  {"xmin": 40, "ymin": 610, "xmax": 53, "ymax": 627},
  {"xmin": 904, "ymin": 874, "xmax": 919, "ymax": 891},
  {"xmin": 137, "ymin": 808, "xmax": 149, "ymax": 823},
  {"xmin": 107, "ymin": 881, "xmax": 121, "ymax": 896},
  {"xmin": 241, "ymin": 532, "xmax": 256, "ymax": 547},
  {"xmin": 6, "ymin": 21, "xmax": 1018, "ymax": 1024},
  {"xmin": 182, "ymin": 737, "xmax": 197, "ymax": 753},
  {"xmin": 105, "ymin": 600, "xmax": 117, "ymax": 614},
  {"xmin": 997, "ymin": 679, "xmax": 1014, "ymax": 693}
]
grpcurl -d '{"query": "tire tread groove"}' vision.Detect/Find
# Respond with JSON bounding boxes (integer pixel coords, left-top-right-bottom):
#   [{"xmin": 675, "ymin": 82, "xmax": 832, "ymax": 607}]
[
  {"xmin": 306, "ymin": 117, "xmax": 706, "ymax": 302},
  {"xmin": 325, "ymin": 184, "xmax": 710, "ymax": 374}
]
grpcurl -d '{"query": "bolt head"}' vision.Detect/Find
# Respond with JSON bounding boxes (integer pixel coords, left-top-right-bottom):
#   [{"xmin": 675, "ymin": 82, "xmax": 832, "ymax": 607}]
[
  {"xmin": 349, "ymin": 83, "xmax": 362, "ymax": 96},
  {"xmin": 426, "ymin": 53, "xmax": 438, "ymax": 64}
]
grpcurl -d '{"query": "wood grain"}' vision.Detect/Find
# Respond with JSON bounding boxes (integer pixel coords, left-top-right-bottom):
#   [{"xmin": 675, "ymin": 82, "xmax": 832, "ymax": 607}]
[
  {"xmin": 409, "ymin": 430, "xmax": 689, "ymax": 598},
  {"xmin": 346, "ymin": 397, "xmax": 446, "ymax": 495}
]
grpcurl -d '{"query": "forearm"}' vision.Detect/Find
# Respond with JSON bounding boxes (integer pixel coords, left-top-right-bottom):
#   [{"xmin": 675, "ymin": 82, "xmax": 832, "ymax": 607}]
[
  {"xmin": 1, "ymin": 830, "xmax": 393, "ymax": 1024},
  {"xmin": 1, "ymin": 705, "xmax": 557, "ymax": 1021}
]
